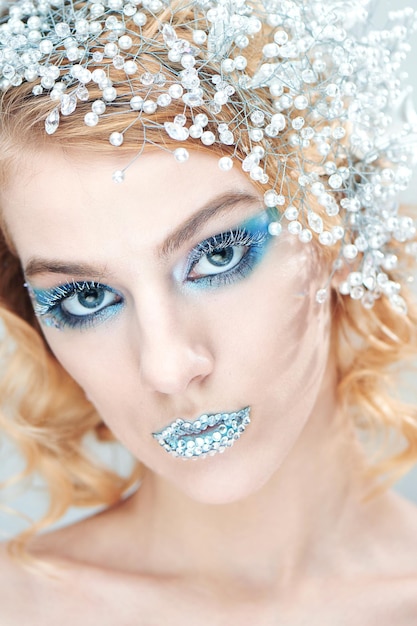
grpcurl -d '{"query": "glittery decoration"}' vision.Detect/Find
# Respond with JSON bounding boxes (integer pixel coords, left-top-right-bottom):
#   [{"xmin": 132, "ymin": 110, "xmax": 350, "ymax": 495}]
[
  {"xmin": 153, "ymin": 407, "xmax": 251, "ymax": 459},
  {"xmin": 1, "ymin": 0, "xmax": 417, "ymax": 312}
]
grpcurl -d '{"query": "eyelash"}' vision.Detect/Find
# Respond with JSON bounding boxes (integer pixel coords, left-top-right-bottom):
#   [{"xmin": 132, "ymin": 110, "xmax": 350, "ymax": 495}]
[
  {"xmin": 184, "ymin": 227, "xmax": 269, "ymax": 289},
  {"xmin": 29, "ymin": 281, "xmax": 124, "ymax": 331},
  {"xmin": 29, "ymin": 215, "xmax": 272, "ymax": 330}
]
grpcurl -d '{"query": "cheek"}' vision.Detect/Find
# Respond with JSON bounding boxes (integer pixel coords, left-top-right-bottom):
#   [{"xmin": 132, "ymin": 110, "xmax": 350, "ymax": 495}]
[
  {"xmin": 49, "ymin": 338, "xmax": 149, "ymax": 448},
  {"xmin": 205, "ymin": 241, "xmax": 330, "ymax": 386},
  {"xmin": 42, "ymin": 330, "xmax": 125, "ymax": 403}
]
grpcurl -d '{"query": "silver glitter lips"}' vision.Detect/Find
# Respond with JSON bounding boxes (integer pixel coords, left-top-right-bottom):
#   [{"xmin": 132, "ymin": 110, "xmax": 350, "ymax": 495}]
[{"xmin": 152, "ymin": 407, "xmax": 251, "ymax": 459}]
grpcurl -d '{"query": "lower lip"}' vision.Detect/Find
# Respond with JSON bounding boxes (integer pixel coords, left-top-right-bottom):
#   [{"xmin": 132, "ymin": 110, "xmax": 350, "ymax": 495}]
[{"xmin": 152, "ymin": 407, "xmax": 251, "ymax": 459}]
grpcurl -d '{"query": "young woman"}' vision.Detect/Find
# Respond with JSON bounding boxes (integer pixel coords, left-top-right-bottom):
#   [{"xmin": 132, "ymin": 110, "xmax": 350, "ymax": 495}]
[{"xmin": 0, "ymin": 0, "xmax": 417, "ymax": 623}]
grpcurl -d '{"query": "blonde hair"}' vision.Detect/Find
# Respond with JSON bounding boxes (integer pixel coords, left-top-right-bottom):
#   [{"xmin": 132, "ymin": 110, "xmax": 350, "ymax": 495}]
[{"xmin": 0, "ymin": 4, "xmax": 417, "ymax": 574}]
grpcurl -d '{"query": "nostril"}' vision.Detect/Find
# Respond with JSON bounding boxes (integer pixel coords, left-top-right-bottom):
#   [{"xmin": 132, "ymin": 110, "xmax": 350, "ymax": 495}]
[{"xmin": 139, "ymin": 342, "xmax": 213, "ymax": 395}]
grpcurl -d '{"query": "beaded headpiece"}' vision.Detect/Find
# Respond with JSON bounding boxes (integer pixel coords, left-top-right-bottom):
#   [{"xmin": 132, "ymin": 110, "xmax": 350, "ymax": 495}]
[{"xmin": 1, "ymin": 0, "xmax": 417, "ymax": 312}]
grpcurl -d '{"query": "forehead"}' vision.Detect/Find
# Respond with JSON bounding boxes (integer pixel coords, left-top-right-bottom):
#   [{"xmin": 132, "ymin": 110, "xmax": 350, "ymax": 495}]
[{"xmin": 1, "ymin": 147, "xmax": 261, "ymax": 263}]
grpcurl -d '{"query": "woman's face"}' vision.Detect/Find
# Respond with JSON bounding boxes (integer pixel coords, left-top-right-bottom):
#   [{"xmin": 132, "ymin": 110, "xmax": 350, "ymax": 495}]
[{"xmin": 2, "ymin": 148, "xmax": 332, "ymax": 504}]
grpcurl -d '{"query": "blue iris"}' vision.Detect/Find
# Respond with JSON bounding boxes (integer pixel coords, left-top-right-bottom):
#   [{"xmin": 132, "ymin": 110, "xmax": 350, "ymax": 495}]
[{"xmin": 182, "ymin": 209, "xmax": 274, "ymax": 290}]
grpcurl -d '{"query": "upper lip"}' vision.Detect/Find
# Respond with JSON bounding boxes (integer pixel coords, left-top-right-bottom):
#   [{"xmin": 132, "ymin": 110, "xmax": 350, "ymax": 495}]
[{"xmin": 152, "ymin": 408, "xmax": 249, "ymax": 438}]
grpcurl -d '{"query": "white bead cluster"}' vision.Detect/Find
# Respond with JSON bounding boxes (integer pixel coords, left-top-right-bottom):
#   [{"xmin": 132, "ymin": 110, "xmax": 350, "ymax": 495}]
[{"xmin": 1, "ymin": 0, "xmax": 417, "ymax": 312}]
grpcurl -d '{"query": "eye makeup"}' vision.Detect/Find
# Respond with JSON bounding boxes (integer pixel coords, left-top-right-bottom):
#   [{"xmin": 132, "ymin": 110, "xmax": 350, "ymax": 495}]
[
  {"xmin": 25, "ymin": 281, "xmax": 124, "ymax": 330},
  {"xmin": 25, "ymin": 208, "xmax": 280, "ymax": 331},
  {"xmin": 176, "ymin": 207, "xmax": 278, "ymax": 290}
]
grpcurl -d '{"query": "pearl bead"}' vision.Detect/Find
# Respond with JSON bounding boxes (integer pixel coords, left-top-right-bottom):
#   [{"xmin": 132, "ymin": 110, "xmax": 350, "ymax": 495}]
[
  {"xmin": 102, "ymin": 87, "xmax": 117, "ymax": 101},
  {"xmin": 130, "ymin": 96, "xmax": 143, "ymax": 110},
  {"xmin": 109, "ymin": 132, "xmax": 123, "ymax": 147},
  {"xmin": 92, "ymin": 100, "xmax": 106, "ymax": 114},
  {"xmin": 218, "ymin": 156, "xmax": 233, "ymax": 171},
  {"xmin": 84, "ymin": 112, "xmax": 98, "ymax": 126},
  {"xmin": 268, "ymin": 222, "xmax": 282, "ymax": 237},
  {"xmin": 112, "ymin": 170, "xmax": 125, "ymax": 183},
  {"xmin": 201, "ymin": 131, "xmax": 215, "ymax": 146},
  {"xmin": 193, "ymin": 29, "xmax": 207, "ymax": 44},
  {"xmin": 118, "ymin": 35, "xmax": 132, "ymax": 50},
  {"xmin": 174, "ymin": 148, "xmax": 189, "ymax": 163},
  {"xmin": 124, "ymin": 60, "xmax": 137, "ymax": 75},
  {"xmin": 142, "ymin": 100, "xmax": 157, "ymax": 114},
  {"xmin": 133, "ymin": 12, "xmax": 147, "ymax": 27}
]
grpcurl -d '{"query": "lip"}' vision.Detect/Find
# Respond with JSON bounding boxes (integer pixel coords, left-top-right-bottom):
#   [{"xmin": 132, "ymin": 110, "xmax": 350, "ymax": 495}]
[{"xmin": 152, "ymin": 407, "xmax": 251, "ymax": 459}]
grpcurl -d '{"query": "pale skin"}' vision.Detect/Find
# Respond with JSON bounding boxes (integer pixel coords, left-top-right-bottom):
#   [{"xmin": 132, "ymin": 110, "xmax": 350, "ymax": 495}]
[{"xmin": 0, "ymin": 148, "xmax": 417, "ymax": 625}]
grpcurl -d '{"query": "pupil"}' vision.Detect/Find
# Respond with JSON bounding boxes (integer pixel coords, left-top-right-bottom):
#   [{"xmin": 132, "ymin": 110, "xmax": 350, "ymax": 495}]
[
  {"xmin": 208, "ymin": 247, "xmax": 234, "ymax": 267},
  {"xmin": 78, "ymin": 288, "xmax": 104, "ymax": 309}
]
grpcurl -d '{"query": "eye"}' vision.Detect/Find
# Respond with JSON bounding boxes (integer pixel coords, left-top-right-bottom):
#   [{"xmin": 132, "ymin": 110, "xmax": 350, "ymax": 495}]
[
  {"xmin": 61, "ymin": 285, "xmax": 117, "ymax": 316},
  {"xmin": 27, "ymin": 280, "xmax": 124, "ymax": 330},
  {"xmin": 188, "ymin": 245, "xmax": 246, "ymax": 279},
  {"xmin": 179, "ymin": 211, "xmax": 274, "ymax": 290}
]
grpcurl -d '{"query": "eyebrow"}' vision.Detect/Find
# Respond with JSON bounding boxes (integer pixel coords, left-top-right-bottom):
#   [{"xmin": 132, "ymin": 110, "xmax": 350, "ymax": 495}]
[
  {"xmin": 23, "ymin": 190, "xmax": 260, "ymax": 280},
  {"xmin": 159, "ymin": 190, "xmax": 259, "ymax": 259},
  {"xmin": 24, "ymin": 259, "xmax": 109, "ymax": 280}
]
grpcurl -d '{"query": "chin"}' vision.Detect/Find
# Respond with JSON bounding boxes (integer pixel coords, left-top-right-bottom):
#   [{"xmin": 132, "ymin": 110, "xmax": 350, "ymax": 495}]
[{"xmin": 163, "ymin": 449, "xmax": 278, "ymax": 505}]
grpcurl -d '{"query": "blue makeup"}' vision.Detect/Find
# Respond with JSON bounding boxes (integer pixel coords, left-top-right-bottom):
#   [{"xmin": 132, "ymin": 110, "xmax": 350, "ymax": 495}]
[
  {"xmin": 27, "ymin": 281, "xmax": 124, "ymax": 330},
  {"xmin": 177, "ymin": 208, "xmax": 277, "ymax": 290},
  {"xmin": 26, "ymin": 208, "xmax": 280, "ymax": 331}
]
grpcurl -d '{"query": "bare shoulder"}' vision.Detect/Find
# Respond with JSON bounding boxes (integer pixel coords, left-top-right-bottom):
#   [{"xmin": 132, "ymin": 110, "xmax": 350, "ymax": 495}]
[
  {"xmin": 373, "ymin": 575, "xmax": 417, "ymax": 626},
  {"xmin": 0, "ymin": 514, "xmax": 110, "ymax": 625},
  {"xmin": 0, "ymin": 532, "xmax": 118, "ymax": 626},
  {"xmin": 0, "ymin": 541, "xmax": 38, "ymax": 625},
  {"xmin": 385, "ymin": 492, "xmax": 417, "ymax": 568},
  {"xmin": 0, "ymin": 541, "xmax": 32, "ymax": 587},
  {"xmin": 371, "ymin": 493, "xmax": 417, "ymax": 620}
]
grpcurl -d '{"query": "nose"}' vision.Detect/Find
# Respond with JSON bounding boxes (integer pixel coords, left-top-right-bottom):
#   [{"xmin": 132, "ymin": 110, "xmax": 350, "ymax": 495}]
[{"xmin": 136, "ymin": 300, "xmax": 214, "ymax": 395}]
